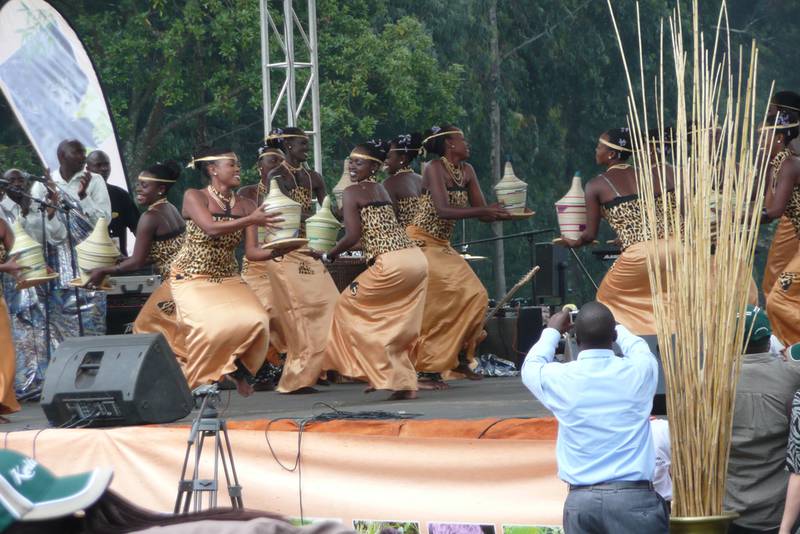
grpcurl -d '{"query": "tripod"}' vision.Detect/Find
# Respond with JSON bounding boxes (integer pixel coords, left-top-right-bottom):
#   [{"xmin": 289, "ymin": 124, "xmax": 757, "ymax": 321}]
[{"xmin": 174, "ymin": 384, "xmax": 243, "ymax": 513}]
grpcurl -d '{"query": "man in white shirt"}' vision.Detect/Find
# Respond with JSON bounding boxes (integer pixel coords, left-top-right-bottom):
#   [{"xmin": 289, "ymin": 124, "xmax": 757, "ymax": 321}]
[
  {"xmin": 30, "ymin": 139, "xmax": 111, "ymax": 227},
  {"xmin": 0, "ymin": 169, "xmax": 66, "ymax": 245},
  {"xmin": 521, "ymin": 301, "xmax": 667, "ymax": 534}
]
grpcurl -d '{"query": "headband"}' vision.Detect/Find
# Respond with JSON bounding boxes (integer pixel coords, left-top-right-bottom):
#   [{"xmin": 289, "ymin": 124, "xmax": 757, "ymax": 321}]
[
  {"xmin": 599, "ymin": 137, "xmax": 633, "ymax": 153},
  {"xmin": 258, "ymin": 148, "xmax": 285, "ymax": 161},
  {"xmin": 775, "ymin": 103, "xmax": 800, "ymax": 113},
  {"xmin": 421, "ymin": 129, "xmax": 464, "ymax": 146},
  {"xmin": 349, "ymin": 152, "xmax": 384, "ymax": 165},
  {"xmin": 138, "ymin": 173, "xmax": 176, "ymax": 183},
  {"xmin": 389, "ymin": 147, "xmax": 420, "ymax": 153},
  {"xmin": 186, "ymin": 155, "xmax": 238, "ymax": 169},
  {"xmin": 264, "ymin": 133, "xmax": 308, "ymax": 141},
  {"xmin": 763, "ymin": 122, "xmax": 800, "ymax": 130}
]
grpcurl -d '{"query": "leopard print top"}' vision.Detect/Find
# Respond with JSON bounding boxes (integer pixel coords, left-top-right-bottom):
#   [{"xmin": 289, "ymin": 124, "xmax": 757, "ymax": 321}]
[
  {"xmin": 171, "ymin": 216, "xmax": 241, "ymax": 279},
  {"xmin": 410, "ymin": 187, "xmax": 469, "ymax": 241},
  {"xmin": 149, "ymin": 227, "xmax": 185, "ymax": 278},
  {"xmin": 395, "ymin": 197, "xmax": 419, "ymax": 228},
  {"xmin": 0, "ymin": 243, "xmax": 5, "ymax": 263},
  {"xmin": 359, "ymin": 202, "xmax": 415, "ymax": 261},
  {"xmin": 602, "ymin": 190, "xmax": 677, "ymax": 250},
  {"xmin": 288, "ymin": 186, "xmax": 313, "ymax": 238},
  {"xmin": 771, "ymin": 151, "xmax": 800, "ymax": 236}
]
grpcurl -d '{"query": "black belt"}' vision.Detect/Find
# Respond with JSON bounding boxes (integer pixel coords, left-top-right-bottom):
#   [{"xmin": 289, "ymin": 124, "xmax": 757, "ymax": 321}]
[{"xmin": 569, "ymin": 480, "xmax": 653, "ymax": 491}]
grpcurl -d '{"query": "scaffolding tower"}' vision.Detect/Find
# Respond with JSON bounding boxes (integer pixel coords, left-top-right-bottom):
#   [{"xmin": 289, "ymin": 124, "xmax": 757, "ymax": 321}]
[{"xmin": 259, "ymin": 0, "xmax": 322, "ymax": 173}]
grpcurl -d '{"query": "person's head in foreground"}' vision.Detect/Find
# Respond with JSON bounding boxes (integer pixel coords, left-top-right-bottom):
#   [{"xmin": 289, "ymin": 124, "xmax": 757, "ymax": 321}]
[
  {"xmin": 741, "ymin": 305, "xmax": 771, "ymax": 355},
  {"xmin": 573, "ymin": 301, "xmax": 618, "ymax": 351}
]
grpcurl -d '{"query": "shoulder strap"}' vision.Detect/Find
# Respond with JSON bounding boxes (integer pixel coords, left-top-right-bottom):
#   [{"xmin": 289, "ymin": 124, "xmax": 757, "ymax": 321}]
[{"xmin": 601, "ymin": 174, "xmax": 622, "ymax": 198}]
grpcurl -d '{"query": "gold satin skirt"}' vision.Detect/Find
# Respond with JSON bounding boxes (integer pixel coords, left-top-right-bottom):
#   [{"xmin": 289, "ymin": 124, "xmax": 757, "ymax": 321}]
[
  {"xmin": 763, "ymin": 216, "xmax": 799, "ymax": 297},
  {"xmin": 767, "ymin": 251, "xmax": 800, "ymax": 345},
  {"xmin": 132, "ymin": 278, "xmax": 188, "ymax": 365},
  {"xmin": 242, "ymin": 251, "xmax": 338, "ymax": 393},
  {"xmin": 326, "ymin": 247, "xmax": 428, "ymax": 392},
  {"xmin": 0, "ymin": 297, "xmax": 20, "ymax": 415},
  {"xmin": 596, "ymin": 240, "xmax": 669, "ymax": 336},
  {"xmin": 171, "ymin": 273, "xmax": 270, "ymax": 389},
  {"xmin": 406, "ymin": 225, "xmax": 488, "ymax": 373}
]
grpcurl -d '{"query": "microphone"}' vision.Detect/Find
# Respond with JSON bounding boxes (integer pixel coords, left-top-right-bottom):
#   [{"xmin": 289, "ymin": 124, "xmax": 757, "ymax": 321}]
[{"xmin": 21, "ymin": 172, "xmax": 49, "ymax": 185}]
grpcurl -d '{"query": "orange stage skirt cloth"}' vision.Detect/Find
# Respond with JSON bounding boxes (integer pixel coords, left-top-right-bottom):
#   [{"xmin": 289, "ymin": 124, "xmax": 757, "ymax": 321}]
[
  {"xmin": 0, "ymin": 298, "xmax": 19, "ymax": 414},
  {"xmin": 406, "ymin": 225, "xmax": 488, "ymax": 373},
  {"xmin": 767, "ymin": 252, "xmax": 800, "ymax": 345},
  {"xmin": 171, "ymin": 274, "xmax": 269, "ymax": 388},
  {"xmin": 132, "ymin": 278, "xmax": 188, "ymax": 365},
  {"xmin": 1, "ymin": 418, "xmax": 564, "ymax": 528},
  {"xmin": 242, "ymin": 253, "xmax": 338, "ymax": 393},
  {"xmin": 763, "ymin": 216, "xmax": 799, "ymax": 298},
  {"xmin": 327, "ymin": 247, "xmax": 427, "ymax": 392}
]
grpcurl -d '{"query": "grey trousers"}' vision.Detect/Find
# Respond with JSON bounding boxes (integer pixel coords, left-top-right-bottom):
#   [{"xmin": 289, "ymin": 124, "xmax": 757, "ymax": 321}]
[{"xmin": 563, "ymin": 485, "xmax": 669, "ymax": 534}]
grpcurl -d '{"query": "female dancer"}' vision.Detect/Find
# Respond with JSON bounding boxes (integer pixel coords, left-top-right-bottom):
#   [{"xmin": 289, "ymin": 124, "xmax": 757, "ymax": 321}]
[
  {"xmin": 383, "ymin": 133, "xmax": 423, "ymax": 228},
  {"xmin": 322, "ymin": 140, "xmax": 428, "ymax": 400},
  {"xmin": 170, "ymin": 146, "xmax": 280, "ymax": 396},
  {"xmin": 762, "ymin": 111, "xmax": 800, "ymax": 345},
  {"xmin": 561, "ymin": 128, "xmax": 676, "ymax": 335},
  {"xmin": 763, "ymin": 91, "xmax": 800, "ymax": 297},
  {"xmin": 406, "ymin": 124, "xmax": 509, "ymax": 388},
  {"xmin": 240, "ymin": 139, "xmax": 339, "ymax": 393},
  {"xmin": 0, "ymin": 218, "xmax": 22, "ymax": 418},
  {"xmin": 87, "ymin": 162, "xmax": 187, "ymax": 363}
]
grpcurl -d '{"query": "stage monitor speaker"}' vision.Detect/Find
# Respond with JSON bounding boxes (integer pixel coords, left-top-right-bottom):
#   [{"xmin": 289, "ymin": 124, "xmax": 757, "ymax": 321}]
[
  {"xmin": 534, "ymin": 242, "xmax": 568, "ymax": 298},
  {"xmin": 477, "ymin": 306, "xmax": 546, "ymax": 368},
  {"xmin": 41, "ymin": 333, "xmax": 193, "ymax": 428}
]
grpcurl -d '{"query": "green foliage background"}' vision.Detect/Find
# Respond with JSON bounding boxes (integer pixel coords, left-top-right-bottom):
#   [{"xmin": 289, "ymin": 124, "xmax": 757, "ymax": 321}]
[{"xmin": 1, "ymin": 0, "xmax": 798, "ymax": 301}]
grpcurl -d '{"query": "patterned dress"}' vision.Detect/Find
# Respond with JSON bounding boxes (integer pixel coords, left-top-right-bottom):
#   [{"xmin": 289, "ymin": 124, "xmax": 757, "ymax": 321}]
[
  {"xmin": 132, "ymin": 226, "xmax": 187, "ymax": 362},
  {"xmin": 406, "ymin": 186, "xmax": 488, "ymax": 374},
  {"xmin": 171, "ymin": 215, "xmax": 270, "ymax": 388},
  {"xmin": 327, "ymin": 201, "xmax": 427, "ymax": 392}
]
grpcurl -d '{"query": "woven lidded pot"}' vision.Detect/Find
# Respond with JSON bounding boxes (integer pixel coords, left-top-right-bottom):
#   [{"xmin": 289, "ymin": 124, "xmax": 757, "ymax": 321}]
[
  {"xmin": 493, "ymin": 161, "xmax": 528, "ymax": 214},
  {"xmin": 8, "ymin": 220, "xmax": 48, "ymax": 280},
  {"xmin": 261, "ymin": 179, "xmax": 302, "ymax": 244},
  {"xmin": 306, "ymin": 196, "xmax": 342, "ymax": 251},
  {"xmin": 555, "ymin": 172, "xmax": 587, "ymax": 240},
  {"xmin": 75, "ymin": 217, "xmax": 120, "ymax": 283}
]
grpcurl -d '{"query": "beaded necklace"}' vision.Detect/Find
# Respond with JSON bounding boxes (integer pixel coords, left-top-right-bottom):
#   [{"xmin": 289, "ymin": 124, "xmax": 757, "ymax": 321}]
[
  {"xmin": 147, "ymin": 198, "xmax": 169, "ymax": 212},
  {"xmin": 441, "ymin": 157, "xmax": 465, "ymax": 187},
  {"xmin": 207, "ymin": 185, "xmax": 235, "ymax": 215}
]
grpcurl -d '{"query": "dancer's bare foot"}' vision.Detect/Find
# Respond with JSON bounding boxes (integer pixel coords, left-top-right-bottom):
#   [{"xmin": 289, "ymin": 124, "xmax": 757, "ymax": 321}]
[
  {"xmin": 418, "ymin": 379, "xmax": 449, "ymax": 390},
  {"xmin": 285, "ymin": 386, "xmax": 318, "ymax": 395},
  {"xmin": 363, "ymin": 386, "xmax": 376, "ymax": 394},
  {"xmin": 453, "ymin": 362, "xmax": 483, "ymax": 380},
  {"xmin": 387, "ymin": 390, "xmax": 417, "ymax": 400},
  {"xmin": 230, "ymin": 374, "xmax": 254, "ymax": 397}
]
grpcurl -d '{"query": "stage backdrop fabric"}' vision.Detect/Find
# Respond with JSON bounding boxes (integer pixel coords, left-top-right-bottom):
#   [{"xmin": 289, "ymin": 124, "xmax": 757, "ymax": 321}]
[
  {"xmin": 1, "ymin": 419, "xmax": 566, "ymax": 531},
  {"xmin": 0, "ymin": 0, "xmax": 125, "ymax": 189}
]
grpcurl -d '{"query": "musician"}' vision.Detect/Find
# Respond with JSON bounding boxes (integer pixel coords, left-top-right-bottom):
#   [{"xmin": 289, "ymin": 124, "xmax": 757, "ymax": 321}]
[
  {"xmin": 0, "ymin": 169, "xmax": 65, "ymax": 244},
  {"xmin": 86, "ymin": 150, "xmax": 139, "ymax": 255}
]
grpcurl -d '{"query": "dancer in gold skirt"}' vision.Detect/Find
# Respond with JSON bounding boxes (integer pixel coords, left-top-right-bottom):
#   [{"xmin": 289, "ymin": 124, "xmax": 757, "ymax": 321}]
[
  {"xmin": 171, "ymin": 147, "xmax": 281, "ymax": 396},
  {"xmin": 406, "ymin": 124, "xmax": 509, "ymax": 389},
  {"xmin": 761, "ymin": 110, "xmax": 800, "ymax": 345},
  {"xmin": 383, "ymin": 133, "xmax": 423, "ymax": 228},
  {"xmin": 320, "ymin": 140, "xmax": 428, "ymax": 400},
  {"xmin": 763, "ymin": 91, "xmax": 800, "ymax": 298},
  {"xmin": 240, "ymin": 134, "xmax": 339, "ymax": 393},
  {"xmin": 562, "ymin": 128, "xmax": 677, "ymax": 335},
  {"xmin": 86, "ymin": 161, "xmax": 187, "ymax": 364},
  {"xmin": 0, "ymin": 218, "xmax": 22, "ymax": 419}
]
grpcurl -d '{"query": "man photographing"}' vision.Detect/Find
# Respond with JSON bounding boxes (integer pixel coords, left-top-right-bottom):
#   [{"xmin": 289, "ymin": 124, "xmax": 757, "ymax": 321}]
[{"xmin": 521, "ymin": 301, "xmax": 667, "ymax": 533}]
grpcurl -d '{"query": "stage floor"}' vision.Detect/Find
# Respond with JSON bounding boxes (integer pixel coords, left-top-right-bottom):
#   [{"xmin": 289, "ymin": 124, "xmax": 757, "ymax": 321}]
[{"xmin": 3, "ymin": 376, "xmax": 553, "ymax": 431}]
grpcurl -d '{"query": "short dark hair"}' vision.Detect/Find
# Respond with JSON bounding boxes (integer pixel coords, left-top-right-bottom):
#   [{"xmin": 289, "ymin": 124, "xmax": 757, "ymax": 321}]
[
  {"xmin": 390, "ymin": 132, "xmax": 423, "ymax": 163},
  {"xmin": 353, "ymin": 139, "xmax": 390, "ymax": 162},
  {"xmin": 56, "ymin": 139, "xmax": 84, "ymax": 158},
  {"xmin": 766, "ymin": 110, "xmax": 800, "ymax": 144},
  {"xmin": 575, "ymin": 301, "xmax": 617, "ymax": 347},
  {"xmin": 142, "ymin": 160, "xmax": 181, "ymax": 192},
  {"xmin": 602, "ymin": 128, "xmax": 633, "ymax": 161},
  {"xmin": 265, "ymin": 127, "xmax": 307, "ymax": 151},
  {"xmin": 190, "ymin": 146, "xmax": 234, "ymax": 180}
]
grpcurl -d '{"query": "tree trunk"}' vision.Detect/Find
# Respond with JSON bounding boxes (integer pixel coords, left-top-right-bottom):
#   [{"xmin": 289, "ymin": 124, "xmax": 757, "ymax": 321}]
[{"xmin": 489, "ymin": 0, "xmax": 507, "ymax": 298}]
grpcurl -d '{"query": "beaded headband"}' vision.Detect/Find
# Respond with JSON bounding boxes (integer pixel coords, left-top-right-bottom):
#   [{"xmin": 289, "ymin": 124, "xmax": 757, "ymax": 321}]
[
  {"xmin": 186, "ymin": 155, "xmax": 238, "ymax": 169},
  {"xmin": 422, "ymin": 128, "xmax": 464, "ymax": 146},
  {"xmin": 599, "ymin": 137, "xmax": 633, "ymax": 153},
  {"xmin": 349, "ymin": 152, "xmax": 384, "ymax": 165},
  {"xmin": 258, "ymin": 148, "xmax": 285, "ymax": 161},
  {"xmin": 138, "ymin": 173, "xmax": 176, "ymax": 183}
]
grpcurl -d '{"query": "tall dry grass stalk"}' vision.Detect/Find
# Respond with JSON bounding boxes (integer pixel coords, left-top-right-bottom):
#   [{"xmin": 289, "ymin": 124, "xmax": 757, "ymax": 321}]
[{"xmin": 607, "ymin": 0, "xmax": 774, "ymax": 517}]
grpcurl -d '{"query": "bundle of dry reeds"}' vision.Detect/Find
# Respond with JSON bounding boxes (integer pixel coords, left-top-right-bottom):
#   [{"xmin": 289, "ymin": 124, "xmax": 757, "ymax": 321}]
[{"xmin": 607, "ymin": 0, "xmax": 774, "ymax": 518}]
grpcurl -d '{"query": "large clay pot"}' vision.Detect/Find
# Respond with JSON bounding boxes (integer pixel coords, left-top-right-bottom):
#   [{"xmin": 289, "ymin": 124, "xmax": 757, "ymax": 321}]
[
  {"xmin": 555, "ymin": 172, "xmax": 587, "ymax": 240},
  {"xmin": 261, "ymin": 179, "xmax": 302, "ymax": 245},
  {"xmin": 332, "ymin": 158, "xmax": 351, "ymax": 209},
  {"xmin": 670, "ymin": 512, "xmax": 739, "ymax": 534},
  {"xmin": 494, "ymin": 161, "xmax": 528, "ymax": 214},
  {"xmin": 75, "ymin": 217, "xmax": 120, "ymax": 284},
  {"xmin": 8, "ymin": 220, "xmax": 48, "ymax": 280},
  {"xmin": 306, "ymin": 196, "xmax": 342, "ymax": 251}
]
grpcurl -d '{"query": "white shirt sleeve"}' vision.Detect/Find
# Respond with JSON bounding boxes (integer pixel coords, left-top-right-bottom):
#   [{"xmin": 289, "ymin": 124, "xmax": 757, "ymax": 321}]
[
  {"xmin": 521, "ymin": 327, "xmax": 562, "ymax": 403},
  {"xmin": 615, "ymin": 324, "xmax": 659, "ymax": 389},
  {"xmin": 80, "ymin": 174, "xmax": 112, "ymax": 226},
  {"xmin": 25, "ymin": 182, "xmax": 67, "ymax": 245}
]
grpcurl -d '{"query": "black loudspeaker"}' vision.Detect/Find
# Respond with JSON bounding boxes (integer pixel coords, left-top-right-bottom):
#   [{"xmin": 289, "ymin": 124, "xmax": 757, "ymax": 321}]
[
  {"xmin": 534, "ymin": 242, "xmax": 568, "ymax": 298},
  {"xmin": 41, "ymin": 334, "xmax": 193, "ymax": 428},
  {"xmin": 478, "ymin": 306, "xmax": 546, "ymax": 367}
]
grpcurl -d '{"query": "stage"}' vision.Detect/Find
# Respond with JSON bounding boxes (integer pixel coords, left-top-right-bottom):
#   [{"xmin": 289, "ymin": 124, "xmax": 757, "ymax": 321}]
[{"xmin": 1, "ymin": 377, "xmax": 566, "ymax": 531}]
